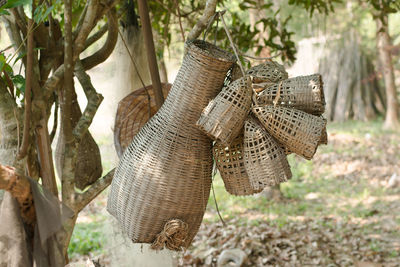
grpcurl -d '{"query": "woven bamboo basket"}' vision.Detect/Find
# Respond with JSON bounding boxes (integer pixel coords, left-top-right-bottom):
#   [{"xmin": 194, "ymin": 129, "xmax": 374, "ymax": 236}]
[
  {"xmin": 113, "ymin": 83, "xmax": 171, "ymax": 157},
  {"xmin": 319, "ymin": 124, "xmax": 328, "ymax": 145},
  {"xmin": 197, "ymin": 76, "xmax": 252, "ymax": 146},
  {"xmin": 246, "ymin": 61, "xmax": 288, "ymax": 84},
  {"xmin": 243, "ymin": 117, "xmax": 292, "ymax": 190},
  {"xmin": 213, "ymin": 133, "xmax": 262, "ymax": 196},
  {"xmin": 253, "ymin": 105, "xmax": 326, "ymax": 160},
  {"xmin": 107, "ymin": 40, "xmax": 235, "ymax": 250},
  {"xmin": 55, "ymin": 90, "xmax": 102, "ymax": 190},
  {"xmin": 255, "ymin": 74, "xmax": 325, "ymax": 115}
]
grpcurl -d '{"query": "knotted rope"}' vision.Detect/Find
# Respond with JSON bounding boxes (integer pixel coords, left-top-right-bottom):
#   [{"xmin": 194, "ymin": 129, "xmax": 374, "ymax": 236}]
[{"xmin": 151, "ymin": 219, "xmax": 189, "ymax": 251}]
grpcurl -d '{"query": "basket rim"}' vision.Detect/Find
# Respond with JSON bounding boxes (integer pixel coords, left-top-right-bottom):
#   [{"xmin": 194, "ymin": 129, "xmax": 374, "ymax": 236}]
[{"xmin": 186, "ymin": 39, "xmax": 236, "ymax": 63}]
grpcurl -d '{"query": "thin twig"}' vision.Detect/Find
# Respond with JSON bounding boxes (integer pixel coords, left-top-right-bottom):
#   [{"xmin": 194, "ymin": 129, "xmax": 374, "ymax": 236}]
[
  {"xmin": 175, "ymin": 0, "xmax": 185, "ymax": 42},
  {"xmin": 220, "ymin": 12, "xmax": 245, "ymax": 76},
  {"xmin": 0, "ymin": 45, "xmax": 13, "ymax": 54}
]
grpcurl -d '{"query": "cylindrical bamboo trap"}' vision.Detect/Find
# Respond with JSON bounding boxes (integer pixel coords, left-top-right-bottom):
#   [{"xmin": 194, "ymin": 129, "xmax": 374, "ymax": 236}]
[
  {"xmin": 255, "ymin": 74, "xmax": 325, "ymax": 115},
  {"xmin": 243, "ymin": 116, "xmax": 292, "ymax": 190},
  {"xmin": 253, "ymin": 105, "xmax": 326, "ymax": 160},
  {"xmin": 107, "ymin": 40, "xmax": 235, "ymax": 250},
  {"xmin": 213, "ymin": 133, "xmax": 262, "ymax": 196},
  {"xmin": 113, "ymin": 83, "xmax": 171, "ymax": 158},
  {"xmin": 197, "ymin": 76, "xmax": 252, "ymax": 146}
]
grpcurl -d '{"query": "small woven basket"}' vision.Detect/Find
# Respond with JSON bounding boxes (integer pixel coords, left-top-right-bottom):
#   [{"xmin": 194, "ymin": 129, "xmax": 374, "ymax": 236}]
[
  {"xmin": 319, "ymin": 124, "xmax": 328, "ymax": 145},
  {"xmin": 253, "ymin": 105, "xmax": 326, "ymax": 160},
  {"xmin": 197, "ymin": 76, "xmax": 252, "ymax": 146},
  {"xmin": 246, "ymin": 61, "xmax": 288, "ymax": 84},
  {"xmin": 107, "ymin": 40, "xmax": 235, "ymax": 250},
  {"xmin": 213, "ymin": 133, "xmax": 263, "ymax": 196},
  {"xmin": 113, "ymin": 83, "xmax": 171, "ymax": 157},
  {"xmin": 255, "ymin": 74, "xmax": 325, "ymax": 115},
  {"xmin": 243, "ymin": 117, "xmax": 292, "ymax": 191}
]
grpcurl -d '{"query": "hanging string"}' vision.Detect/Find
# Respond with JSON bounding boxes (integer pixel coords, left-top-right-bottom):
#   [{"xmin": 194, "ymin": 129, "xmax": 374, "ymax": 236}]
[
  {"xmin": 117, "ymin": 27, "xmax": 152, "ymax": 118},
  {"xmin": 211, "ymin": 162, "xmax": 226, "ymax": 226},
  {"xmin": 240, "ymin": 51, "xmax": 282, "ymax": 61},
  {"xmin": 202, "ymin": 12, "xmax": 218, "ymax": 42},
  {"xmin": 214, "ymin": 14, "xmax": 219, "ymax": 46},
  {"xmin": 219, "ymin": 11, "xmax": 245, "ymax": 76}
]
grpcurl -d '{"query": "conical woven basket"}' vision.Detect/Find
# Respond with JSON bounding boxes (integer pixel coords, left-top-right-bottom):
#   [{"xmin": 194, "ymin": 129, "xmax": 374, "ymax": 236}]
[
  {"xmin": 55, "ymin": 90, "xmax": 102, "ymax": 190},
  {"xmin": 197, "ymin": 76, "xmax": 252, "ymax": 146},
  {"xmin": 243, "ymin": 117, "xmax": 292, "ymax": 190},
  {"xmin": 107, "ymin": 40, "xmax": 235, "ymax": 250},
  {"xmin": 253, "ymin": 105, "xmax": 326, "ymax": 160},
  {"xmin": 246, "ymin": 61, "xmax": 288, "ymax": 84},
  {"xmin": 213, "ymin": 133, "xmax": 262, "ymax": 196},
  {"xmin": 114, "ymin": 83, "xmax": 171, "ymax": 157},
  {"xmin": 255, "ymin": 74, "xmax": 325, "ymax": 115}
]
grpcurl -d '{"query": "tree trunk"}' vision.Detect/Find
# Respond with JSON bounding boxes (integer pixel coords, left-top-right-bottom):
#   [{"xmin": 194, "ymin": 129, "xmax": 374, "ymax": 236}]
[{"xmin": 376, "ymin": 17, "xmax": 399, "ymax": 130}]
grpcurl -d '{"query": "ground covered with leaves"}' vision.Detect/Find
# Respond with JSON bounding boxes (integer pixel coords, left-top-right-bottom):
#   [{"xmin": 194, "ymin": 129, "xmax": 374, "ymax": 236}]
[
  {"xmin": 182, "ymin": 120, "xmax": 400, "ymax": 266},
  {"xmin": 70, "ymin": 120, "xmax": 400, "ymax": 266}
]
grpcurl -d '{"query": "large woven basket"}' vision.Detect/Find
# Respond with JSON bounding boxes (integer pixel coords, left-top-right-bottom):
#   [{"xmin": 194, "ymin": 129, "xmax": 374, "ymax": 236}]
[
  {"xmin": 213, "ymin": 133, "xmax": 262, "ymax": 196},
  {"xmin": 246, "ymin": 61, "xmax": 288, "ymax": 84},
  {"xmin": 113, "ymin": 83, "xmax": 171, "ymax": 157},
  {"xmin": 243, "ymin": 117, "xmax": 292, "ymax": 190},
  {"xmin": 255, "ymin": 74, "xmax": 325, "ymax": 115},
  {"xmin": 107, "ymin": 40, "xmax": 235, "ymax": 250},
  {"xmin": 253, "ymin": 105, "xmax": 326, "ymax": 160},
  {"xmin": 197, "ymin": 76, "xmax": 252, "ymax": 146}
]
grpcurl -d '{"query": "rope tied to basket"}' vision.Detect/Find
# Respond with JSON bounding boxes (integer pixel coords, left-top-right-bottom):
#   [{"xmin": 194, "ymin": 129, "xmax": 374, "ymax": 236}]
[{"xmin": 151, "ymin": 219, "xmax": 189, "ymax": 251}]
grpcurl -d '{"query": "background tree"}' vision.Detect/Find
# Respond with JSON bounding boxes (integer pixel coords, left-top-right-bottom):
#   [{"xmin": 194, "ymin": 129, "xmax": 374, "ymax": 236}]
[{"xmin": 366, "ymin": 0, "xmax": 400, "ymax": 129}]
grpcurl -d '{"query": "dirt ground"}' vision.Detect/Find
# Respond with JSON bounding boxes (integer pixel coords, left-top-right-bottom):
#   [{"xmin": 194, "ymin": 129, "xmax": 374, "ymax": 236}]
[{"xmin": 70, "ymin": 120, "xmax": 400, "ymax": 266}]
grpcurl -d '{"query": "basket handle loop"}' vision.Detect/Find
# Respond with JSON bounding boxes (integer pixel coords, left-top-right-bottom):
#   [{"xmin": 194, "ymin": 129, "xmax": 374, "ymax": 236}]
[{"xmin": 219, "ymin": 11, "xmax": 246, "ymax": 77}]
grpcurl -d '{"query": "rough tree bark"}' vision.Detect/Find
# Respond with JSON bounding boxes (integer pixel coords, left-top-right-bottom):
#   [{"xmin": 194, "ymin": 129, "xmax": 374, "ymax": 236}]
[
  {"xmin": 0, "ymin": 0, "xmax": 121, "ymax": 263},
  {"xmin": 376, "ymin": 17, "xmax": 399, "ymax": 130}
]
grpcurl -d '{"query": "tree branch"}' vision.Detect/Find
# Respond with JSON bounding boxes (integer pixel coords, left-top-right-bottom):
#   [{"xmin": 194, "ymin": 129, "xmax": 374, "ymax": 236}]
[
  {"xmin": 73, "ymin": 61, "xmax": 104, "ymax": 139},
  {"xmin": 187, "ymin": 0, "xmax": 218, "ymax": 41},
  {"xmin": 73, "ymin": 0, "xmax": 98, "ymax": 60},
  {"xmin": 17, "ymin": 13, "xmax": 34, "ymax": 159},
  {"xmin": 84, "ymin": 23, "xmax": 108, "ymax": 50},
  {"xmin": 61, "ymin": 0, "xmax": 76, "ymax": 203},
  {"xmin": 81, "ymin": 8, "xmax": 118, "ymax": 70},
  {"xmin": 73, "ymin": 168, "xmax": 115, "ymax": 212},
  {"xmin": 50, "ymin": 94, "xmax": 59, "ymax": 143}
]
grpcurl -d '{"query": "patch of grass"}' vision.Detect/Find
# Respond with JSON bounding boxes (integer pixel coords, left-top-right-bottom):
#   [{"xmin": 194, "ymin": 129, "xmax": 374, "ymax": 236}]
[{"xmin": 68, "ymin": 221, "xmax": 106, "ymax": 259}]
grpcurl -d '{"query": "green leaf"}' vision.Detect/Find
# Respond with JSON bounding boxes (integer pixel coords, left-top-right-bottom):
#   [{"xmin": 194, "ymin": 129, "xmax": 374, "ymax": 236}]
[
  {"xmin": 12, "ymin": 74, "xmax": 25, "ymax": 96},
  {"xmin": 0, "ymin": 54, "xmax": 5, "ymax": 72},
  {"xmin": 0, "ymin": 0, "xmax": 31, "ymax": 9}
]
